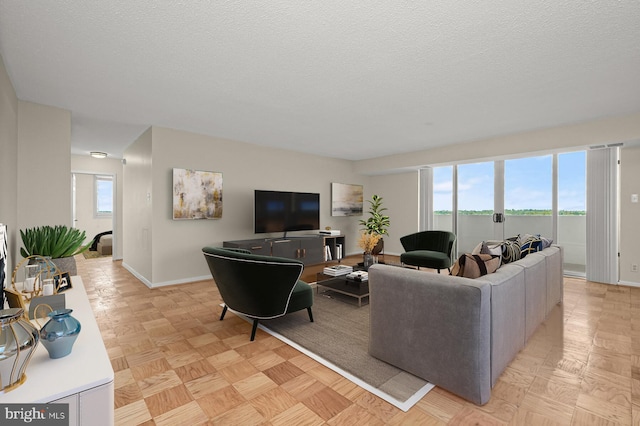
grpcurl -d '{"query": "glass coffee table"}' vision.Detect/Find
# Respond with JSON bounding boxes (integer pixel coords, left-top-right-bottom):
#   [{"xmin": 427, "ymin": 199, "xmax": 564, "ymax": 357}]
[{"xmin": 315, "ymin": 270, "xmax": 369, "ymax": 307}]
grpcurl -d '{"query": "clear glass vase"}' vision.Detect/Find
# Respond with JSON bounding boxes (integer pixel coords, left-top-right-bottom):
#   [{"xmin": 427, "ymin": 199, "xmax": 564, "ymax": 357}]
[
  {"xmin": 363, "ymin": 253, "xmax": 374, "ymax": 271},
  {"xmin": 0, "ymin": 308, "xmax": 40, "ymax": 391}
]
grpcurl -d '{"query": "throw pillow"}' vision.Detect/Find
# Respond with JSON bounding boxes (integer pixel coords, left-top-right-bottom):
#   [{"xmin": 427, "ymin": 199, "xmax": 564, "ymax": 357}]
[
  {"xmin": 500, "ymin": 240, "xmax": 521, "ymax": 264},
  {"xmin": 520, "ymin": 234, "xmax": 543, "ymax": 258},
  {"xmin": 539, "ymin": 235, "xmax": 553, "ymax": 249},
  {"xmin": 471, "ymin": 241, "xmax": 503, "ymax": 258},
  {"xmin": 450, "ymin": 253, "xmax": 501, "ymax": 279}
]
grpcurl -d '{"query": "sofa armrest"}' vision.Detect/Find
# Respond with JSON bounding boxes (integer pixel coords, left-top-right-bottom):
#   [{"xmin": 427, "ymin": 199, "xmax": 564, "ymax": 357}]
[{"xmin": 368, "ymin": 264, "xmax": 492, "ymax": 405}]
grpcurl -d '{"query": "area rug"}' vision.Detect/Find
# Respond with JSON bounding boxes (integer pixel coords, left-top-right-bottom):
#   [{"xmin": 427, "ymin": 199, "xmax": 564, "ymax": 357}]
[
  {"xmin": 82, "ymin": 250, "xmax": 110, "ymax": 259},
  {"xmin": 255, "ymin": 290, "xmax": 434, "ymax": 411}
]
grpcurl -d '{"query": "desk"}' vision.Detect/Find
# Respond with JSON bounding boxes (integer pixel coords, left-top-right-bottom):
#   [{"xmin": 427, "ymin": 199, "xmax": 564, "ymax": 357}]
[{"xmin": 0, "ymin": 276, "xmax": 114, "ymax": 426}]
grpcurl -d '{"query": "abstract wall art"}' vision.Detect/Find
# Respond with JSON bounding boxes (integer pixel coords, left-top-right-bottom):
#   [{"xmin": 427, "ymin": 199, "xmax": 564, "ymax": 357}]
[
  {"xmin": 331, "ymin": 182, "xmax": 363, "ymax": 216},
  {"xmin": 172, "ymin": 168, "xmax": 223, "ymax": 220}
]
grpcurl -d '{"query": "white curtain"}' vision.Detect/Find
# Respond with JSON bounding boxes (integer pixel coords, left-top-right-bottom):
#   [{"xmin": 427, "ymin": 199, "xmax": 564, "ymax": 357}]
[
  {"xmin": 586, "ymin": 147, "xmax": 619, "ymax": 284},
  {"xmin": 419, "ymin": 168, "xmax": 432, "ymax": 231}
]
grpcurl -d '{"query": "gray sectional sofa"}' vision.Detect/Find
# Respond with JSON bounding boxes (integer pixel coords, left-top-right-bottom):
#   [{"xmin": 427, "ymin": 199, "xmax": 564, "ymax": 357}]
[{"xmin": 367, "ymin": 245, "xmax": 563, "ymax": 405}]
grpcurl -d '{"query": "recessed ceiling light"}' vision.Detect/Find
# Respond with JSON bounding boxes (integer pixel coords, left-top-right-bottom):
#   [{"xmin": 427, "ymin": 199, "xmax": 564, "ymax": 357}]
[{"xmin": 90, "ymin": 151, "xmax": 108, "ymax": 159}]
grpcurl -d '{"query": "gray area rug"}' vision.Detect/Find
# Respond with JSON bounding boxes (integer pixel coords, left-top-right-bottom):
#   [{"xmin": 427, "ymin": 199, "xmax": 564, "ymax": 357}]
[{"xmin": 258, "ymin": 290, "xmax": 434, "ymax": 411}]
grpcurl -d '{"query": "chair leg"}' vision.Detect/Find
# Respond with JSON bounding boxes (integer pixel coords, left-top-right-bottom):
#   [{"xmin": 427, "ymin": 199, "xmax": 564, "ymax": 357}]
[
  {"xmin": 250, "ymin": 319, "xmax": 259, "ymax": 341},
  {"xmin": 447, "ymin": 267, "xmax": 451, "ymax": 274},
  {"xmin": 307, "ymin": 307, "xmax": 314, "ymax": 322},
  {"xmin": 220, "ymin": 305, "xmax": 228, "ymax": 321},
  {"xmin": 437, "ymin": 269, "xmax": 441, "ymax": 274}
]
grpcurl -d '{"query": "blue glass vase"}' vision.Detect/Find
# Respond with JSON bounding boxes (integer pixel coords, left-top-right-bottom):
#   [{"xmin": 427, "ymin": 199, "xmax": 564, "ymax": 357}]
[{"xmin": 39, "ymin": 309, "xmax": 81, "ymax": 359}]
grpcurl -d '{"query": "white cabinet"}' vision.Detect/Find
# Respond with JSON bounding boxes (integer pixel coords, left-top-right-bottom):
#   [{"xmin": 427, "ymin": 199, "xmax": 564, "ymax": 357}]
[{"xmin": 0, "ymin": 276, "xmax": 115, "ymax": 426}]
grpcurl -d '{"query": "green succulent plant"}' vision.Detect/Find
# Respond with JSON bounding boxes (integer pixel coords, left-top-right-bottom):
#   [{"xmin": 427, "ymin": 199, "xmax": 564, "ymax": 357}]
[
  {"xmin": 359, "ymin": 194, "xmax": 390, "ymax": 236},
  {"xmin": 20, "ymin": 225, "xmax": 91, "ymax": 258}
]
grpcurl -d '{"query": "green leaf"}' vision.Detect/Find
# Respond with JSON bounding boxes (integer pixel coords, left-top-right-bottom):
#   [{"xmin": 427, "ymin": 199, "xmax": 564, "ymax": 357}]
[{"xmin": 20, "ymin": 225, "xmax": 91, "ymax": 258}]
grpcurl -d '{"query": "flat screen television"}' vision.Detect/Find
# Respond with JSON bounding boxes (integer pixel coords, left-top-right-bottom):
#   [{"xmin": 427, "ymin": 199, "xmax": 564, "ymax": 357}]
[{"xmin": 254, "ymin": 190, "xmax": 320, "ymax": 235}]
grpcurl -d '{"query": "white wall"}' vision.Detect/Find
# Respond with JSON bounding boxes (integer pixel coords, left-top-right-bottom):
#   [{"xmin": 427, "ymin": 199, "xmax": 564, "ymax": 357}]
[
  {"xmin": 126, "ymin": 126, "xmax": 368, "ymax": 286},
  {"xmin": 71, "ymin": 155, "xmax": 124, "ymax": 259},
  {"xmin": 122, "ymin": 128, "xmax": 153, "ymax": 282},
  {"xmin": 356, "ymin": 112, "xmax": 640, "ymax": 174},
  {"xmin": 620, "ymin": 144, "xmax": 640, "ymax": 286},
  {"xmin": 0, "ymin": 55, "xmax": 18, "ymax": 273}
]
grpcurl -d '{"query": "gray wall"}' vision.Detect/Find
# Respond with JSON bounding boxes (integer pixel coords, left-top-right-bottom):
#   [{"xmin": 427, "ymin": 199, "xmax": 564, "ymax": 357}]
[{"xmin": 0, "ymin": 55, "xmax": 18, "ymax": 274}]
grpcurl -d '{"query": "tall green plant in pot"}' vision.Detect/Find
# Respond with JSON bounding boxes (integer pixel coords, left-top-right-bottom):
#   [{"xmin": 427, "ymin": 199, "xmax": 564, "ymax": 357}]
[
  {"xmin": 359, "ymin": 194, "xmax": 390, "ymax": 256},
  {"xmin": 20, "ymin": 225, "xmax": 91, "ymax": 276}
]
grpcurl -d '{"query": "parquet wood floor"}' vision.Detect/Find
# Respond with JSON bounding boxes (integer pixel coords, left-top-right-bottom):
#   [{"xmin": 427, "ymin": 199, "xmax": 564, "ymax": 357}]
[{"xmin": 76, "ymin": 254, "xmax": 640, "ymax": 425}]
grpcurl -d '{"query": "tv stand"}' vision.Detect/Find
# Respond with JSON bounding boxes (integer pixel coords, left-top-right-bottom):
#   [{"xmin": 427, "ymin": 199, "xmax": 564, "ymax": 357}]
[{"xmin": 223, "ymin": 234, "xmax": 345, "ymax": 265}]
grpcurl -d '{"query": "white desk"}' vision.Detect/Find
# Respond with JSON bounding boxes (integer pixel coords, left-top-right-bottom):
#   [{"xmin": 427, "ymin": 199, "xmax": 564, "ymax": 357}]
[{"xmin": 1, "ymin": 276, "xmax": 114, "ymax": 426}]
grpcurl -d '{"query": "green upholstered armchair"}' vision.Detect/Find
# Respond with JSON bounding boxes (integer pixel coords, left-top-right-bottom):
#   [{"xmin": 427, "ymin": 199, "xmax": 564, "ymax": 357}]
[
  {"xmin": 202, "ymin": 246, "xmax": 314, "ymax": 341},
  {"xmin": 399, "ymin": 231, "xmax": 456, "ymax": 273}
]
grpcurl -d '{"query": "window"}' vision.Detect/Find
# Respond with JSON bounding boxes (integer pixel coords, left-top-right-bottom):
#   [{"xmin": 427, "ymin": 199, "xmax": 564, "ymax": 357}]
[
  {"xmin": 427, "ymin": 150, "xmax": 587, "ymax": 273},
  {"xmin": 95, "ymin": 175, "xmax": 113, "ymax": 217}
]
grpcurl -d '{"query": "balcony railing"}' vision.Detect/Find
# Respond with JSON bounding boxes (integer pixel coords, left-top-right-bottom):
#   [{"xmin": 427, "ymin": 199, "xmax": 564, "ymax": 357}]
[{"xmin": 433, "ymin": 214, "xmax": 585, "ymax": 275}]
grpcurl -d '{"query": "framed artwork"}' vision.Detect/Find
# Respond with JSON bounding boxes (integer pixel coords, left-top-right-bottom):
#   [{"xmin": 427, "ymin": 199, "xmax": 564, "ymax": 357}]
[
  {"xmin": 172, "ymin": 168, "xmax": 223, "ymax": 220},
  {"xmin": 331, "ymin": 183, "xmax": 364, "ymax": 216},
  {"xmin": 54, "ymin": 272, "xmax": 72, "ymax": 293},
  {"xmin": 4, "ymin": 288, "xmax": 26, "ymax": 311}
]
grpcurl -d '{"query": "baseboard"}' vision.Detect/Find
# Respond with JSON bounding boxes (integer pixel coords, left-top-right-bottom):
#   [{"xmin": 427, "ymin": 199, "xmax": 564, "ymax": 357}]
[
  {"xmin": 121, "ymin": 262, "xmax": 211, "ymax": 288},
  {"xmin": 121, "ymin": 262, "xmax": 153, "ymax": 288},
  {"xmin": 618, "ymin": 280, "xmax": 640, "ymax": 288}
]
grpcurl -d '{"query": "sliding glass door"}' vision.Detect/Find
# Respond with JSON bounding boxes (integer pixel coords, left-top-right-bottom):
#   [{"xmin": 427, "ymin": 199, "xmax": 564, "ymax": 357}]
[
  {"xmin": 427, "ymin": 150, "xmax": 586, "ymax": 274},
  {"xmin": 504, "ymin": 155, "xmax": 553, "ymax": 239},
  {"xmin": 558, "ymin": 151, "xmax": 586, "ymax": 274},
  {"xmin": 457, "ymin": 162, "xmax": 495, "ymax": 254}
]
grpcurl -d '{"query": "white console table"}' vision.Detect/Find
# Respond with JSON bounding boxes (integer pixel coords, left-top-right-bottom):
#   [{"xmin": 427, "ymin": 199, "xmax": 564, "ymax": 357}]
[{"xmin": 0, "ymin": 276, "xmax": 114, "ymax": 426}]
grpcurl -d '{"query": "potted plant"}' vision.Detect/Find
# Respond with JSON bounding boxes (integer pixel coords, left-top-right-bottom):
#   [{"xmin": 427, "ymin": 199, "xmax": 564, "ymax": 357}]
[
  {"xmin": 20, "ymin": 225, "xmax": 91, "ymax": 276},
  {"xmin": 358, "ymin": 194, "xmax": 390, "ymax": 256}
]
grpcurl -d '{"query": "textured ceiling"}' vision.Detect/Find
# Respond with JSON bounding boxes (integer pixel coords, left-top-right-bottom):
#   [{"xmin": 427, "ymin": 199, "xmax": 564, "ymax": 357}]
[{"xmin": 1, "ymin": 1, "xmax": 639, "ymax": 160}]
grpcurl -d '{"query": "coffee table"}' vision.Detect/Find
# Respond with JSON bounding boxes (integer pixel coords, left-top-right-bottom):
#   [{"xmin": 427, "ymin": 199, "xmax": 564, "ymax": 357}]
[{"xmin": 316, "ymin": 271, "xmax": 369, "ymax": 307}]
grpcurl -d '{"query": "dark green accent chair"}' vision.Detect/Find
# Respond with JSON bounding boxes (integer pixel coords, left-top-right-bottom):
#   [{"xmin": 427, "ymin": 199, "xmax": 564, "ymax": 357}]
[
  {"xmin": 202, "ymin": 246, "xmax": 314, "ymax": 341},
  {"xmin": 400, "ymin": 231, "xmax": 457, "ymax": 273}
]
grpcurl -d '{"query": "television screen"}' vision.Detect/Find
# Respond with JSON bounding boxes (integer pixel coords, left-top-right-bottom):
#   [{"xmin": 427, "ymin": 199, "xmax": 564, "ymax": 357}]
[{"xmin": 254, "ymin": 190, "xmax": 320, "ymax": 234}]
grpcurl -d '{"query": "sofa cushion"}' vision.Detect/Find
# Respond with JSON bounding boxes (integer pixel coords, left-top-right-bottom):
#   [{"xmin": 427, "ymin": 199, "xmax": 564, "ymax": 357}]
[{"xmin": 451, "ymin": 253, "xmax": 501, "ymax": 278}]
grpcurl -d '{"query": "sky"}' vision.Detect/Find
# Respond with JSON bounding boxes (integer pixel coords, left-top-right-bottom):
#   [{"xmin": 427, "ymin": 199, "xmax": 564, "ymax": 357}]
[
  {"xmin": 433, "ymin": 151, "xmax": 586, "ymax": 212},
  {"xmin": 96, "ymin": 177, "xmax": 113, "ymax": 213}
]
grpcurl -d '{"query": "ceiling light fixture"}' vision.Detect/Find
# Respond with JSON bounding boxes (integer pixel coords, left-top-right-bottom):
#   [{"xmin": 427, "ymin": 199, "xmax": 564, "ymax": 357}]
[{"xmin": 90, "ymin": 151, "xmax": 108, "ymax": 159}]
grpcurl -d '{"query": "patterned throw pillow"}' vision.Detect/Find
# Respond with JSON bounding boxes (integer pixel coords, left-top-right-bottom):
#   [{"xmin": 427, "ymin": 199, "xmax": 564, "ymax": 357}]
[
  {"xmin": 520, "ymin": 234, "xmax": 543, "ymax": 258},
  {"xmin": 500, "ymin": 240, "xmax": 521, "ymax": 264},
  {"xmin": 450, "ymin": 253, "xmax": 501, "ymax": 278}
]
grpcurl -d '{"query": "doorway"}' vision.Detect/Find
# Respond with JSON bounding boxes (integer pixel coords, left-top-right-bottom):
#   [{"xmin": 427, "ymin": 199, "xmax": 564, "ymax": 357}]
[{"xmin": 72, "ymin": 172, "xmax": 116, "ymax": 259}]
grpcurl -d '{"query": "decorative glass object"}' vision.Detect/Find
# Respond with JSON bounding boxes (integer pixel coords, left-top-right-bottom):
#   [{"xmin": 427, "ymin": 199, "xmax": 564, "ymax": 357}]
[
  {"xmin": 363, "ymin": 253, "xmax": 374, "ymax": 271},
  {"xmin": 40, "ymin": 309, "xmax": 81, "ymax": 359},
  {"xmin": 24, "ymin": 264, "xmax": 39, "ymax": 293},
  {"xmin": 12, "ymin": 255, "xmax": 61, "ymax": 302},
  {"xmin": 0, "ymin": 308, "xmax": 40, "ymax": 392}
]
